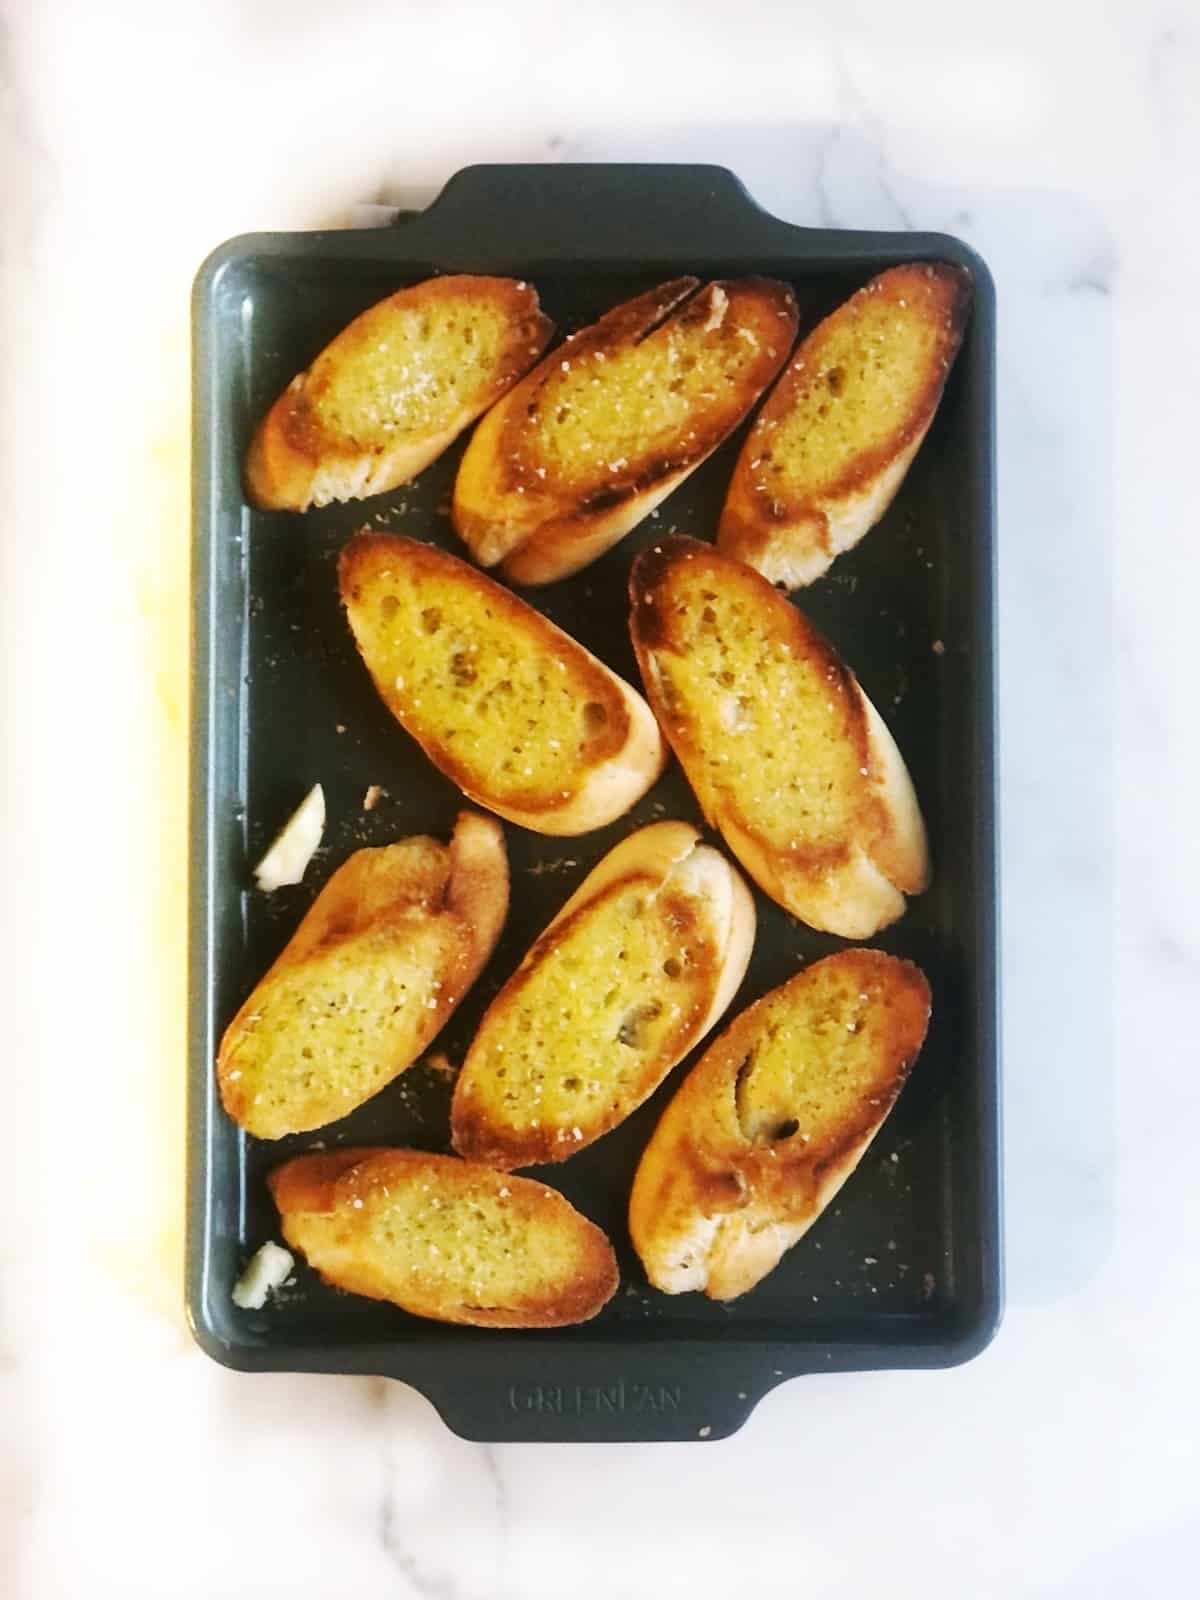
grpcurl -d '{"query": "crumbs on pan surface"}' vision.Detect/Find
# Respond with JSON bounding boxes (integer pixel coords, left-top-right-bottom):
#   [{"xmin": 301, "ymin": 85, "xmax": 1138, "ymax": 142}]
[{"xmin": 526, "ymin": 856, "xmax": 579, "ymax": 876}]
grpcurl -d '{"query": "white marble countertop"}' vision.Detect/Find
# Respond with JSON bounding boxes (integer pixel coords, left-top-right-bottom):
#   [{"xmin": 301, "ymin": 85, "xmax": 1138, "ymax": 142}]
[{"xmin": 4, "ymin": 1, "xmax": 1198, "ymax": 1594}]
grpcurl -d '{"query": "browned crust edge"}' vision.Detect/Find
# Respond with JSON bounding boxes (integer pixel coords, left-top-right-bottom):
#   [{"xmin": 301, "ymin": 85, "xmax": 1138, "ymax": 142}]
[
  {"xmin": 718, "ymin": 263, "xmax": 970, "ymax": 566},
  {"xmin": 452, "ymin": 278, "xmax": 799, "ymax": 579},
  {"xmin": 628, "ymin": 535, "xmax": 893, "ymax": 885},
  {"xmin": 629, "ymin": 950, "xmax": 931, "ymax": 1296},
  {"xmin": 497, "ymin": 277, "xmax": 798, "ymax": 497},
  {"xmin": 337, "ymin": 532, "xmax": 632, "ymax": 811},
  {"xmin": 449, "ymin": 866, "xmax": 720, "ymax": 1169},
  {"xmin": 216, "ymin": 812, "xmax": 507, "ymax": 1136},
  {"xmin": 268, "ymin": 1148, "xmax": 619, "ymax": 1329},
  {"xmin": 246, "ymin": 275, "xmax": 554, "ymax": 508},
  {"xmin": 681, "ymin": 952, "xmax": 929, "ymax": 1221}
]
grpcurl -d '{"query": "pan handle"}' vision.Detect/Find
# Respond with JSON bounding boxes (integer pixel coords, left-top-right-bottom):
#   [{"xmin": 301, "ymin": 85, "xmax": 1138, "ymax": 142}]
[
  {"xmin": 386, "ymin": 161, "xmax": 883, "ymax": 262},
  {"xmin": 402, "ymin": 1352, "xmax": 784, "ymax": 1444}
]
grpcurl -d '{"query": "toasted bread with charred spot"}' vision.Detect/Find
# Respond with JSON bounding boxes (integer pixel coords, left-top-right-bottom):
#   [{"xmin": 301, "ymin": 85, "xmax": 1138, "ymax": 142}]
[
  {"xmin": 339, "ymin": 533, "xmax": 666, "ymax": 835},
  {"xmin": 630, "ymin": 537, "xmax": 928, "ymax": 937},
  {"xmin": 270, "ymin": 1148, "xmax": 617, "ymax": 1328},
  {"xmin": 718, "ymin": 263, "xmax": 970, "ymax": 587},
  {"xmin": 245, "ymin": 275, "xmax": 553, "ymax": 512},
  {"xmin": 217, "ymin": 812, "xmax": 508, "ymax": 1139},
  {"xmin": 629, "ymin": 950, "xmax": 931, "ymax": 1301},
  {"xmin": 453, "ymin": 277, "xmax": 798, "ymax": 584},
  {"xmin": 451, "ymin": 822, "xmax": 756, "ymax": 1169}
]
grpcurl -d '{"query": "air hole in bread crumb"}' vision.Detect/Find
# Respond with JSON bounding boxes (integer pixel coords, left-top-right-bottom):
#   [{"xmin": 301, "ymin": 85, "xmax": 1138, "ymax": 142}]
[
  {"xmin": 617, "ymin": 999, "xmax": 663, "ymax": 1048},
  {"xmin": 582, "ymin": 700, "xmax": 608, "ymax": 730},
  {"xmin": 421, "ymin": 607, "xmax": 442, "ymax": 634},
  {"xmin": 449, "ymin": 651, "xmax": 476, "ymax": 686}
]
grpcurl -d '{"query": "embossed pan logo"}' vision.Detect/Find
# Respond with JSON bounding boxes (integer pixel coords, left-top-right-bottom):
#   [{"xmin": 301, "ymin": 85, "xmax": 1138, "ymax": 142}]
[{"xmin": 507, "ymin": 1381, "xmax": 683, "ymax": 1415}]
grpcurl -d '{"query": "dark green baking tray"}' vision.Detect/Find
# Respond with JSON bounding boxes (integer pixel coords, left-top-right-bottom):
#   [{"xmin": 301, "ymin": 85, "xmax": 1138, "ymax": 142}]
[{"xmin": 188, "ymin": 163, "xmax": 1000, "ymax": 1442}]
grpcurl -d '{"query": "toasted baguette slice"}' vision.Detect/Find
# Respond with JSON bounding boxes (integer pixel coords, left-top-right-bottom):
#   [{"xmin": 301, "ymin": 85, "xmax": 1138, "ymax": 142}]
[
  {"xmin": 451, "ymin": 822, "xmax": 756, "ymax": 1169},
  {"xmin": 452, "ymin": 277, "xmax": 798, "ymax": 584},
  {"xmin": 630, "ymin": 537, "xmax": 928, "ymax": 937},
  {"xmin": 270, "ymin": 1148, "xmax": 617, "ymax": 1328},
  {"xmin": 217, "ymin": 812, "xmax": 507, "ymax": 1139},
  {"xmin": 245, "ymin": 275, "xmax": 553, "ymax": 511},
  {"xmin": 718, "ymin": 263, "xmax": 970, "ymax": 587},
  {"xmin": 339, "ymin": 533, "xmax": 666, "ymax": 834},
  {"xmin": 630, "ymin": 949, "xmax": 931, "ymax": 1300}
]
